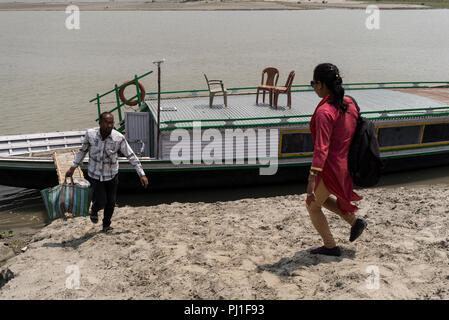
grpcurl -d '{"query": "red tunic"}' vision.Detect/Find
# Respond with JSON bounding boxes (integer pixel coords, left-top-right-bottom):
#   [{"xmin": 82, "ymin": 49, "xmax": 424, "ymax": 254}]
[{"xmin": 307, "ymin": 94, "xmax": 362, "ymax": 214}]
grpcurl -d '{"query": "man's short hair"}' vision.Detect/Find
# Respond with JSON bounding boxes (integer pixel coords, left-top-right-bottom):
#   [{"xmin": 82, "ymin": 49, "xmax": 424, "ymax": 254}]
[{"xmin": 100, "ymin": 112, "xmax": 114, "ymax": 122}]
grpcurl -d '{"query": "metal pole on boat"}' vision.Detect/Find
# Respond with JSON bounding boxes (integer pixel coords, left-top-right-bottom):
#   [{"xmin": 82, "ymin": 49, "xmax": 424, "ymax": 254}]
[{"xmin": 152, "ymin": 58, "xmax": 165, "ymax": 159}]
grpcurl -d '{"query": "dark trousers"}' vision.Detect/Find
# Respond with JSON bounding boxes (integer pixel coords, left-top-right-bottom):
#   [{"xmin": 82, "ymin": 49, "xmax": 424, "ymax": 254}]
[{"xmin": 88, "ymin": 174, "xmax": 119, "ymax": 228}]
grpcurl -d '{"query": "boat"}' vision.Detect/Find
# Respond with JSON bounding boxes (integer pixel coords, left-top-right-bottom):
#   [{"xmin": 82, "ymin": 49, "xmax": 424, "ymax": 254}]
[{"xmin": 1, "ymin": 69, "xmax": 449, "ymax": 191}]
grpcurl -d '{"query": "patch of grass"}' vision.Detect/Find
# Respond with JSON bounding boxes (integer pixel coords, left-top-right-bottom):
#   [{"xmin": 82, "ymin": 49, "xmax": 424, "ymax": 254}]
[
  {"xmin": 0, "ymin": 230, "xmax": 14, "ymax": 239},
  {"xmin": 1, "ymin": 229, "xmax": 37, "ymax": 255}
]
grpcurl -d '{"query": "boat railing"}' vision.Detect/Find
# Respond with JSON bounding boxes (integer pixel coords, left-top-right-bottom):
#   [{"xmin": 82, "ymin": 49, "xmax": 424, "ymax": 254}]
[
  {"xmin": 89, "ymin": 70, "xmax": 153, "ymax": 130},
  {"xmin": 91, "ymin": 77, "xmax": 449, "ymax": 132},
  {"xmin": 157, "ymin": 106, "xmax": 449, "ymax": 131},
  {"xmin": 145, "ymin": 81, "xmax": 449, "ymax": 98}
]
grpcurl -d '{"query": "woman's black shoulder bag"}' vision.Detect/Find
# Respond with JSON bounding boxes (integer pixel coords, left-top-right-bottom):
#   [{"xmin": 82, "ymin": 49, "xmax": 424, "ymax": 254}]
[{"xmin": 346, "ymin": 95, "xmax": 383, "ymax": 187}]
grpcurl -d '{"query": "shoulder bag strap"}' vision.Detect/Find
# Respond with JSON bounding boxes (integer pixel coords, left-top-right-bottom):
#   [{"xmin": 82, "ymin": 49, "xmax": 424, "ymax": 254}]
[{"xmin": 345, "ymin": 95, "xmax": 361, "ymax": 114}]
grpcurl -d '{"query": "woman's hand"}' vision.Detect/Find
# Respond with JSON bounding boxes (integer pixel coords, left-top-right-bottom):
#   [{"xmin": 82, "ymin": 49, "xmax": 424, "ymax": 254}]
[
  {"xmin": 307, "ymin": 169, "xmax": 319, "ymax": 203},
  {"xmin": 306, "ymin": 176, "xmax": 316, "ymax": 203}
]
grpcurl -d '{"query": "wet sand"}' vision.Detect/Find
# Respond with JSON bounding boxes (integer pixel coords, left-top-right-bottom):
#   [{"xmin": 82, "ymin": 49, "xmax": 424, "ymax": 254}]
[{"xmin": 1, "ymin": 182, "xmax": 448, "ymax": 299}]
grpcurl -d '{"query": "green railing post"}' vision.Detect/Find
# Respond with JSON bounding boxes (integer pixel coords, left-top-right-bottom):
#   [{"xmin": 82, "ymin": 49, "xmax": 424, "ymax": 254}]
[
  {"xmin": 114, "ymin": 84, "xmax": 123, "ymax": 123},
  {"xmin": 96, "ymin": 94, "xmax": 101, "ymax": 119},
  {"xmin": 90, "ymin": 70, "xmax": 154, "ymax": 131},
  {"xmin": 135, "ymin": 75, "xmax": 142, "ymax": 106}
]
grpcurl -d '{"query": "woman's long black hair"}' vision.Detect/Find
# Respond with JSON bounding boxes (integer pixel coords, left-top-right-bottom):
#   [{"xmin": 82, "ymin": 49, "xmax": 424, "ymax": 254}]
[{"xmin": 313, "ymin": 63, "xmax": 348, "ymax": 113}]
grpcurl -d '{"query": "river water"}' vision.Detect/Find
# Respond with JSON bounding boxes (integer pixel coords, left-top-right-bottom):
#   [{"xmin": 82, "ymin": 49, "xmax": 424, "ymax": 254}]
[{"xmin": 0, "ymin": 9, "xmax": 448, "ymax": 230}]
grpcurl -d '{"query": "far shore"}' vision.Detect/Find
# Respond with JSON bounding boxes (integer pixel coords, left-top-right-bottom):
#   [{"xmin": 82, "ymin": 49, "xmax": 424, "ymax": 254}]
[{"xmin": 0, "ymin": 0, "xmax": 435, "ymax": 11}]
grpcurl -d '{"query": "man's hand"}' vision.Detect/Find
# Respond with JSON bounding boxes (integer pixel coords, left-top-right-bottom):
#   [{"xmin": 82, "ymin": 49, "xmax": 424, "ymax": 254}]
[
  {"xmin": 140, "ymin": 176, "xmax": 149, "ymax": 188},
  {"xmin": 66, "ymin": 167, "xmax": 76, "ymax": 178}
]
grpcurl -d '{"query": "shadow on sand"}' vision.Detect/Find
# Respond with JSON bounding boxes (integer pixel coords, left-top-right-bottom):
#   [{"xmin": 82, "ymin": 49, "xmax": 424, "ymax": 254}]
[
  {"xmin": 257, "ymin": 248, "xmax": 356, "ymax": 278},
  {"xmin": 118, "ymin": 181, "xmax": 307, "ymax": 208},
  {"xmin": 42, "ymin": 230, "xmax": 132, "ymax": 249}
]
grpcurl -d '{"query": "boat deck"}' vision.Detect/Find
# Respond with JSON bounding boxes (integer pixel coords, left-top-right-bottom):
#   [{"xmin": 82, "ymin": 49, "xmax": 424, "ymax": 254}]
[
  {"xmin": 393, "ymin": 88, "xmax": 449, "ymax": 105},
  {"xmin": 146, "ymin": 88, "xmax": 449, "ymax": 129}
]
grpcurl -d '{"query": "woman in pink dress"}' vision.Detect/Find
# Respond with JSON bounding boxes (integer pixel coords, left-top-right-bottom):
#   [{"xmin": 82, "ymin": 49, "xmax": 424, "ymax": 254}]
[{"xmin": 306, "ymin": 63, "xmax": 367, "ymax": 256}]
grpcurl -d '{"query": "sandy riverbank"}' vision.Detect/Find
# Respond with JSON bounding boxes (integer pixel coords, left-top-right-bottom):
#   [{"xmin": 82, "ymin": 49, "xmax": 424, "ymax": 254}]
[
  {"xmin": 0, "ymin": 0, "xmax": 430, "ymax": 11},
  {"xmin": 0, "ymin": 183, "xmax": 448, "ymax": 299}
]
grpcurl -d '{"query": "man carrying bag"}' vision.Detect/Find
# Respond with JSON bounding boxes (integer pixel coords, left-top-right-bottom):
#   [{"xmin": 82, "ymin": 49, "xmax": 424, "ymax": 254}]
[{"xmin": 66, "ymin": 112, "xmax": 148, "ymax": 233}]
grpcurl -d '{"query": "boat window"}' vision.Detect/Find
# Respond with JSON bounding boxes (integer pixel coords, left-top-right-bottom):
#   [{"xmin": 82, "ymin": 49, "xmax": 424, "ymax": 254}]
[
  {"xmin": 422, "ymin": 123, "xmax": 449, "ymax": 143},
  {"xmin": 281, "ymin": 132, "xmax": 314, "ymax": 154},
  {"xmin": 377, "ymin": 125, "xmax": 422, "ymax": 147}
]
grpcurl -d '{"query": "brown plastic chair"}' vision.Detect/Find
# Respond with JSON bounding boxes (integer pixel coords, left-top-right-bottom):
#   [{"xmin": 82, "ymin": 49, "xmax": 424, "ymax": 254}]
[
  {"xmin": 273, "ymin": 71, "xmax": 295, "ymax": 109},
  {"xmin": 256, "ymin": 67, "xmax": 279, "ymax": 105},
  {"xmin": 204, "ymin": 74, "xmax": 227, "ymax": 107}
]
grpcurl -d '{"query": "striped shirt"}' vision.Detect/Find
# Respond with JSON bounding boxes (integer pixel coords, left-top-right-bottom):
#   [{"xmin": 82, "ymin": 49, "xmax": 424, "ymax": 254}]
[{"xmin": 72, "ymin": 128, "xmax": 145, "ymax": 181}]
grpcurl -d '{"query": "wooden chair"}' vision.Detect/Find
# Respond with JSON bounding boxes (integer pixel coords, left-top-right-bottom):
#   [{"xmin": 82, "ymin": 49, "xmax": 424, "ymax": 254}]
[
  {"xmin": 204, "ymin": 74, "xmax": 227, "ymax": 107},
  {"xmin": 273, "ymin": 71, "xmax": 295, "ymax": 109},
  {"xmin": 256, "ymin": 67, "xmax": 279, "ymax": 106}
]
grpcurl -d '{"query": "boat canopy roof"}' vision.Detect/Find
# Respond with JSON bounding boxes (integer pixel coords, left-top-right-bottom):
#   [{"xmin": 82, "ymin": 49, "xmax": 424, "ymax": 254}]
[{"xmin": 145, "ymin": 88, "xmax": 449, "ymax": 131}]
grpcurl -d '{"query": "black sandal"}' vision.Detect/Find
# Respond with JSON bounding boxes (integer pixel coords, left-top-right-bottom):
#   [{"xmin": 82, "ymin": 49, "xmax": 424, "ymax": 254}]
[
  {"xmin": 102, "ymin": 226, "xmax": 114, "ymax": 233},
  {"xmin": 90, "ymin": 213, "xmax": 99, "ymax": 224},
  {"xmin": 349, "ymin": 218, "xmax": 367, "ymax": 242}
]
